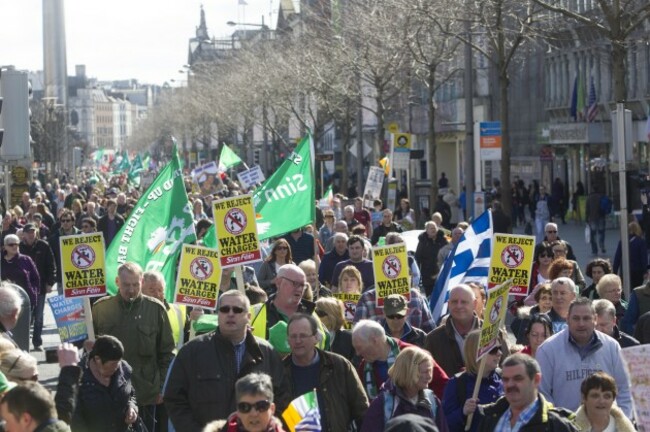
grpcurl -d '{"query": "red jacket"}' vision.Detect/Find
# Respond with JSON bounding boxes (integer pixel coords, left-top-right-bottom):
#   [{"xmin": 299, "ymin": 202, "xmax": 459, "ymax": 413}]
[{"xmin": 357, "ymin": 338, "xmax": 449, "ymax": 400}]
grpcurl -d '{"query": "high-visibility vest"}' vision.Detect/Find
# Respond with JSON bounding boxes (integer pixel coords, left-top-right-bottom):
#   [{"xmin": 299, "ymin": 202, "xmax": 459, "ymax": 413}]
[
  {"xmin": 250, "ymin": 303, "xmax": 329, "ymax": 352},
  {"xmin": 167, "ymin": 303, "xmax": 187, "ymax": 351}
]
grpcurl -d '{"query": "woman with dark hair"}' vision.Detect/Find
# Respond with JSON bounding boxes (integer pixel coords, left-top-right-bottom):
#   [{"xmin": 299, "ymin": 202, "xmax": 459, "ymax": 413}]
[
  {"xmin": 257, "ymin": 239, "xmax": 294, "ymax": 294},
  {"xmin": 574, "ymin": 372, "xmax": 635, "ymax": 432},
  {"xmin": 70, "ymin": 335, "xmax": 140, "ymax": 432},
  {"xmin": 221, "ymin": 373, "xmax": 285, "ymax": 432},
  {"xmin": 529, "ymin": 242, "xmax": 554, "ymax": 293},
  {"xmin": 513, "ymin": 284, "xmax": 553, "ymax": 344},
  {"xmin": 582, "ymin": 258, "xmax": 612, "ymax": 299},
  {"xmin": 521, "ymin": 314, "xmax": 553, "ymax": 357},
  {"xmin": 394, "ymin": 198, "xmax": 415, "ymax": 230},
  {"xmin": 548, "ymin": 243, "xmax": 586, "ymax": 291},
  {"xmin": 36, "ymin": 202, "xmax": 55, "ymax": 229}
]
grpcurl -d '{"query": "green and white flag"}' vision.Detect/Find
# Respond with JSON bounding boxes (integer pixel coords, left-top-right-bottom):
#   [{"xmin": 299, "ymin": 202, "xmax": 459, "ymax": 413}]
[
  {"xmin": 253, "ymin": 134, "xmax": 315, "ymax": 240},
  {"xmin": 319, "ymin": 184, "xmax": 333, "ymax": 209},
  {"xmin": 105, "ymin": 147, "xmax": 196, "ymax": 302},
  {"xmin": 218, "ymin": 144, "xmax": 243, "ymax": 171}
]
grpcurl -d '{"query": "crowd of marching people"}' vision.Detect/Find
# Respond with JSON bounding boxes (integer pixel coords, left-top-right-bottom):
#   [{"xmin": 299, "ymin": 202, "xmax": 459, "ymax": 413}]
[{"xmin": 0, "ymin": 166, "xmax": 648, "ymax": 432}]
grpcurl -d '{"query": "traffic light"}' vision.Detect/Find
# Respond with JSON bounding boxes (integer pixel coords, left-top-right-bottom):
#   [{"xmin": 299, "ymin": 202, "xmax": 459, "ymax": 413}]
[
  {"xmin": 253, "ymin": 149, "xmax": 260, "ymax": 166},
  {"xmin": 0, "ymin": 67, "xmax": 31, "ymax": 161}
]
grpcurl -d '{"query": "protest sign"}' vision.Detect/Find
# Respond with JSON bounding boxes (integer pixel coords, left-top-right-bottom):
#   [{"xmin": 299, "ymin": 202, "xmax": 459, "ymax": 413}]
[
  {"xmin": 237, "ymin": 165, "xmax": 266, "ymax": 190},
  {"xmin": 363, "ymin": 166, "xmax": 385, "ymax": 209},
  {"xmin": 47, "ymin": 295, "xmax": 87, "ymax": 343},
  {"xmin": 333, "ymin": 292, "xmax": 361, "ymax": 329},
  {"xmin": 621, "ymin": 345, "xmax": 650, "ymax": 431},
  {"xmin": 191, "ymin": 161, "xmax": 223, "ymax": 197},
  {"xmin": 487, "ymin": 234, "xmax": 535, "ymax": 296},
  {"xmin": 478, "ymin": 279, "xmax": 511, "ymax": 359},
  {"xmin": 174, "ymin": 244, "xmax": 222, "ymax": 310},
  {"xmin": 372, "ymin": 243, "xmax": 410, "ymax": 307},
  {"xmin": 213, "ymin": 194, "xmax": 262, "ymax": 268},
  {"xmin": 59, "ymin": 233, "xmax": 106, "ymax": 298}
]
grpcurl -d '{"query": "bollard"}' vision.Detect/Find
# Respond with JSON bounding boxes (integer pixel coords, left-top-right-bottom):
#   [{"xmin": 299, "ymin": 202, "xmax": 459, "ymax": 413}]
[{"xmin": 7, "ymin": 283, "xmax": 32, "ymax": 352}]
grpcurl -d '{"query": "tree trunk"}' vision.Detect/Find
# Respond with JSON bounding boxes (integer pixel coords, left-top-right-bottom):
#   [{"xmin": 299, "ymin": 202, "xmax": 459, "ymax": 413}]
[
  {"xmin": 499, "ymin": 70, "xmax": 512, "ymax": 217},
  {"xmin": 340, "ymin": 109, "xmax": 351, "ymax": 195},
  {"xmin": 375, "ymin": 83, "xmax": 386, "ymax": 163},
  {"xmin": 427, "ymin": 66, "xmax": 439, "ymax": 210}
]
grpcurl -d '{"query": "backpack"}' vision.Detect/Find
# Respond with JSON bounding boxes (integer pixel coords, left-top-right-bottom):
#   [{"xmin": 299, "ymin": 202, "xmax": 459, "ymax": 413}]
[
  {"xmin": 383, "ymin": 388, "xmax": 438, "ymax": 425},
  {"xmin": 599, "ymin": 195, "xmax": 613, "ymax": 215}
]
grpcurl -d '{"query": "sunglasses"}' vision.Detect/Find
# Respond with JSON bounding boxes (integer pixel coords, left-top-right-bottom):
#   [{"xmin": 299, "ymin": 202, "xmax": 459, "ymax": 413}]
[
  {"xmin": 218, "ymin": 305, "xmax": 246, "ymax": 314},
  {"xmin": 386, "ymin": 314, "xmax": 406, "ymax": 320},
  {"xmin": 237, "ymin": 400, "xmax": 271, "ymax": 413},
  {"xmin": 546, "ymin": 230, "xmax": 557, "ymax": 234},
  {"xmin": 488, "ymin": 346, "xmax": 502, "ymax": 355},
  {"xmin": 315, "ymin": 309, "xmax": 328, "ymax": 318}
]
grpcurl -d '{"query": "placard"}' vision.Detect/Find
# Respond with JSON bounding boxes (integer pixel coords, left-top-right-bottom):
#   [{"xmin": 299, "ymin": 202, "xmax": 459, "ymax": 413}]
[
  {"xmin": 372, "ymin": 243, "xmax": 410, "ymax": 307},
  {"xmin": 477, "ymin": 280, "xmax": 512, "ymax": 360},
  {"xmin": 47, "ymin": 295, "xmax": 88, "ymax": 343},
  {"xmin": 487, "ymin": 234, "xmax": 535, "ymax": 297},
  {"xmin": 59, "ymin": 233, "xmax": 107, "ymax": 298},
  {"xmin": 237, "ymin": 165, "xmax": 266, "ymax": 189},
  {"xmin": 212, "ymin": 194, "xmax": 262, "ymax": 268},
  {"xmin": 174, "ymin": 244, "xmax": 222, "ymax": 310},
  {"xmin": 333, "ymin": 292, "xmax": 361, "ymax": 329}
]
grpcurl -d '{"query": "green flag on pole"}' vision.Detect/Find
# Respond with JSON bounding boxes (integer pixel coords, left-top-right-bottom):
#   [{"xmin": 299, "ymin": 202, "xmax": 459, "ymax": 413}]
[
  {"xmin": 204, "ymin": 134, "xmax": 315, "ymax": 247},
  {"xmin": 105, "ymin": 146, "xmax": 196, "ymax": 302},
  {"xmin": 253, "ymin": 134, "xmax": 315, "ymax": 240},
  {"xmin": 218, "ymin": 144, "xmax": 243, "ymax": 171}
]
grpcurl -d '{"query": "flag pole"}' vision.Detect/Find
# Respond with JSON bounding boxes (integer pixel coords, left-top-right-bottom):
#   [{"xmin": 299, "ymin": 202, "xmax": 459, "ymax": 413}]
[{"xmin": 465, "ymin": 356, "xmax": 487, "ymax": 430}]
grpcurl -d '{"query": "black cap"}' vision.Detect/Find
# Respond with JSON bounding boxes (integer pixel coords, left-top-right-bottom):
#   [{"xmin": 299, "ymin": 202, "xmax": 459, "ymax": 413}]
[{"xmin": 23, "ymin": 223, "xmax": 37, "ymax": 232}]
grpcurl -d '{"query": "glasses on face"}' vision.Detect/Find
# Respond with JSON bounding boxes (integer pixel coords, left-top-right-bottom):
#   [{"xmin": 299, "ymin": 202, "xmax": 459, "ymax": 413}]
[
  {"xmin": 386, "ymin": 314, "xmax": 406, "ymax": 320},
  {"xmin": 281, "ymin": 276, "xmax": 305, "ymax": 289},
  {"xmin": 218, "ymin": 305, "xmax": 246, "ymax": 314},
  {"xmin": 488, "ymin": 346, "xmax": 502, "ymax": 355},
  {"xmin": 546, "ymin": 230, "xmax": 557, "ymax": 234},
  {"xmin": 237, "ymin": 400, "xmax": 271, "ymax": 413}
]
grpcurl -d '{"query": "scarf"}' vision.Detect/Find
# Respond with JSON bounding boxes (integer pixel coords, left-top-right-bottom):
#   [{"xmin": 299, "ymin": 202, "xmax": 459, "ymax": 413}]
[{"xmin": 364, "ymin": 337, "xmax": 400, "ymax": 399}]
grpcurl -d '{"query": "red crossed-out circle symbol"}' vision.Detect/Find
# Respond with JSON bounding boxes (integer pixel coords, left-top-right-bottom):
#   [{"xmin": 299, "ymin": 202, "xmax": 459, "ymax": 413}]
[
  {"xmin": 382, "ymin": 255, "xmax": 401, "ymax": 279},
  {"xmin": 190, "ymin": 257, "xmax": 213, "ymax": 281},
  {"xmin": 224, "ymin": 208, "xmax": 247, "ymax": 235},
  {"xmin": 71, "ymin": 245, "xmax": 95, "ymax": 269},
  {"xmin": 500, "ymin": 245, "xmax": 524, "ymax": 269}
]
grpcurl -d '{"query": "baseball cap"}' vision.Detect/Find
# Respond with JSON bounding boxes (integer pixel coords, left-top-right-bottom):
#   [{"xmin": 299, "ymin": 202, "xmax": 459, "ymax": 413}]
[
  {"xmin": 383, "ymin": 294, "xmax": 408, "ymax": 317},
  {"xmin": 23, "ymin": 223, "xmax": 37, "ymax": 232}
]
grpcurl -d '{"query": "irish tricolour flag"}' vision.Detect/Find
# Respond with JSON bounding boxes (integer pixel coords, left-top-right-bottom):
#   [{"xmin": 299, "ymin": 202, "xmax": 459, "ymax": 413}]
[{"xmin": 282, "ymin": 390, "xmax": 321, "ymax": 432}]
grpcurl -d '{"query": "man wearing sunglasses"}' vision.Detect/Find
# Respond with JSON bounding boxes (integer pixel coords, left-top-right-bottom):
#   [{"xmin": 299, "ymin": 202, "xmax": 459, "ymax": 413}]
[
  {"xmin": 48, "ymin": 209, "xmax": 80, "ymax": 295},
  {"xmin": 533, "ymin": 222, "xmax": 576, "ymax": 261},
  {"xmin": 165, "ymin": 290, "xmax": 289, "ymax": 431}
]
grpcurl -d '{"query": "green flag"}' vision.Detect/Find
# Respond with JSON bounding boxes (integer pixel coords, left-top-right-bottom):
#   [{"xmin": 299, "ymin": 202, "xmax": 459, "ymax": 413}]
[
  {"xmin": 253, "ymin": 134, "xmax": 315, "ymax": 240},
  {"xmin": 105, "ymin": 147, "xmax": 196, "ymax": 302},
  {"xmin": 128, "ymin": 155, "xmax": 144, "ymax": 186},
  {"xmin": 218, "ymin": 144, "xmax": 243, "ymax": 170}
]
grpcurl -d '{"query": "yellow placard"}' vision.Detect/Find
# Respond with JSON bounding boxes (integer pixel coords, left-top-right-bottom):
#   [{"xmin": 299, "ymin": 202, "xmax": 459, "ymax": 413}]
[
  {"xmin": 477, "ymin": 279, "xmax": 512, "ymax": 360},
  {"xmin": 487, "ymin": 234, "xmax": 535, "ymax": 297},
  {"xmin": 174, "ymin": 244, "xmax": 222, "ymax": 310},
  {"xmin": 372, "ymin": 244, "xmax": 410, "ymax": 307},
  {"xmin": 60, "ymin": 233, "xmax": 107, "ymax": 298},
  {"xmin": 212, "ymin": 194, "xmax": 262, "ymax": 268},
  {"xmin": 333, "ymin": 292, "xmax": 361, "ymax": 329}
]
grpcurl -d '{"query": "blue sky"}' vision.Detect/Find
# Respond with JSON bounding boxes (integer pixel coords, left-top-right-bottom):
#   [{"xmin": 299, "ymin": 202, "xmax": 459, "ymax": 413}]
[{"xmin": 0, "ymin": 0, "xmax": 275, "ymax": 85}]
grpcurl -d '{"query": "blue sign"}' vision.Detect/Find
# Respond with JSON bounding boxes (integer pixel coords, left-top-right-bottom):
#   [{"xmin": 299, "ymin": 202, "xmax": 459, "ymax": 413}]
[
  {"xmin": 47, "ymin": 295, "xmax": 88, "ymax": 343},
  {"xmin": 480, "ymin": 121, "xmax": 502, "ymax": 137}
]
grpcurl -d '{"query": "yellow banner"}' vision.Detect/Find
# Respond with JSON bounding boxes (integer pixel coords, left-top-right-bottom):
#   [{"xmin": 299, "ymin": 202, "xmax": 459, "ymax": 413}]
[
  {"xmin": 478, "ymin": 279, "xmax": 512, "ymax": 360},
  {"xmin": 333, "ymin": 292, "xmax": 361, "ymax": 329},
  {"xmin": 372, "ymin": 244, "xmax": 410, "ymax": 307},
  {"xmin": 60, "ymin": 233, "xmax": 107, "ymax": 298},
  {"xmin": 487, "ymin": 234, "xmax": 535, "ymax": 297},
  {"xmin": 212, "ymin": 194, "xmax": 262, "ymax": 268},
  {"xmin": 174, "ymin": 244, "xmax": 222, "ymax": 310}
]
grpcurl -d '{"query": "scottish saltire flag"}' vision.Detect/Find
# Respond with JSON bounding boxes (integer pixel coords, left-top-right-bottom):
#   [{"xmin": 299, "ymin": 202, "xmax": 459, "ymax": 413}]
[
  {"xmin": 282, "ymin": 389, "xmax": 321, "ymax": 432},
  {"xmin": 586, "ymin": 75, "xmax": 598, "ymax": 122},
  {"xmin": 429, "ymin": 210, "xmax": 493, "ymax": 323}
]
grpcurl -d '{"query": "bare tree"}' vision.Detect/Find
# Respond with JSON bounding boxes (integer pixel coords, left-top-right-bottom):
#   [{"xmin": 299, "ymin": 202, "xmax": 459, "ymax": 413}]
[{"xmin": 532, "ymin": 0, "xmax": 650, "ymax": 102}]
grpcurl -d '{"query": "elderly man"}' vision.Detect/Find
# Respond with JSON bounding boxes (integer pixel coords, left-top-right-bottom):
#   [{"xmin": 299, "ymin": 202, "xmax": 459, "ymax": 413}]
[
  {"xmin": 250, "ymin": 264, "xmax": 326, "ymax": 354},
  {"xmin": 534, "ymin": 222, "xmax": 576, "ymax": 260},
  {"xmin": 415, "ymin": 221, "xmax": 448, "ymax": 296},
  {"xmin": 593, "ymin": 299, "xmax": 639, "ymax": 348},
  {"xmin": 476, "ymin": 354, "xmax": 577, "ymax": 431},
  {"xmin": 437, "ymin": 227, "xmax": 464, "ymax": 269},
  {"xmin": 19, "ymin": 223, "xmax": 56, "ymax": 351},
  {"xmin": 370, "ymin": 209, "xmax": 402, "ymax": 245},
  {"xmin": 142, "ymin": 270, "xmax": 187, "ymax": 352},
  {"xmin": 165, "ymin": 290, "xmax": 289, "ymax": 432},
  {"xmin": 284, "ymin": 313, "xmax": 368, "ymax": 431},
  {"xmin": 424, "ymin": 284, "xmax": 509, "ymax": 376},
  {"xmin": 319, "ymin": 232, "xmax": 349, "ymax": 286},
  {"xmin": 330, "ymin": 235, "xmax": 374, "ymax": 290},
  {"xmin": 352, "ymin": 319, "xmax": 448, "ymax": 400},
  {"xmin": 324, "ymin": 220, "xmax": 349, "ymax": 252},
  {"xmin": 93, "ymin": 262, "xmax": 175, "ymax": 432},
  {"xmin": 536, "ymin": 297, "xmax": 633, "ymax": 416}
]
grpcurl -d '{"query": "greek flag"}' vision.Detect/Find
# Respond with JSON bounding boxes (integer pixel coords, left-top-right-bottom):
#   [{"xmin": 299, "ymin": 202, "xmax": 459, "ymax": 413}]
[{"xmin": 429, "ymin": 210, "xmax": 493, "ymax": 323}]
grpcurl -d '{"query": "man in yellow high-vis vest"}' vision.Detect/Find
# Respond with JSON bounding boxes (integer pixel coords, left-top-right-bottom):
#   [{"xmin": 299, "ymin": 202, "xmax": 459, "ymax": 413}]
[{"xmin": 142, "ymin": 270, "xmax": 187, "ymax": 351}]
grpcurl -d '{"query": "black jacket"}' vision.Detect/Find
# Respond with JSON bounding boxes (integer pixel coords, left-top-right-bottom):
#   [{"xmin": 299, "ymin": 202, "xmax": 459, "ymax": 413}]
[
  {"xmin": 415, "ymin": 231, "xmax": 448, "ymax": 289},
  {"xmin": 478, "ymin": 394, "xmax": 577, "ymax": 431},
  {"xmin": 20, "ymin": 239, "xmax": 56, "ymax": 294},
  {"xmin": 164, "ymin": 330, "xmax": 290, "ymax": 432}
]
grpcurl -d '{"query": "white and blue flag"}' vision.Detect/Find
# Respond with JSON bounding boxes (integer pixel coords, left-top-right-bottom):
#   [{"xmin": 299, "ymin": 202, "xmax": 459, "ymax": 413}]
[{"xmin": 429, "ymin": 210, "xmax": 493, "ymax": 323}]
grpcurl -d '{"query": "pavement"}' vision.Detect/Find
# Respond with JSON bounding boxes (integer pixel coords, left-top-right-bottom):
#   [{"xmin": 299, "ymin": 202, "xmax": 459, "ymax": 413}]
[{"xmin": 33, "ymin": 217, "xmax": 623, "ymax": 389}]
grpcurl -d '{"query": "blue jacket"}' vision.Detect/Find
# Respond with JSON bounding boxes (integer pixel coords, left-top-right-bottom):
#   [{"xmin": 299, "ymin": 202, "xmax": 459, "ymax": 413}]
[{"xmin": 442, "ymin": 370, "xmax": 503, "ymax": 432}]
